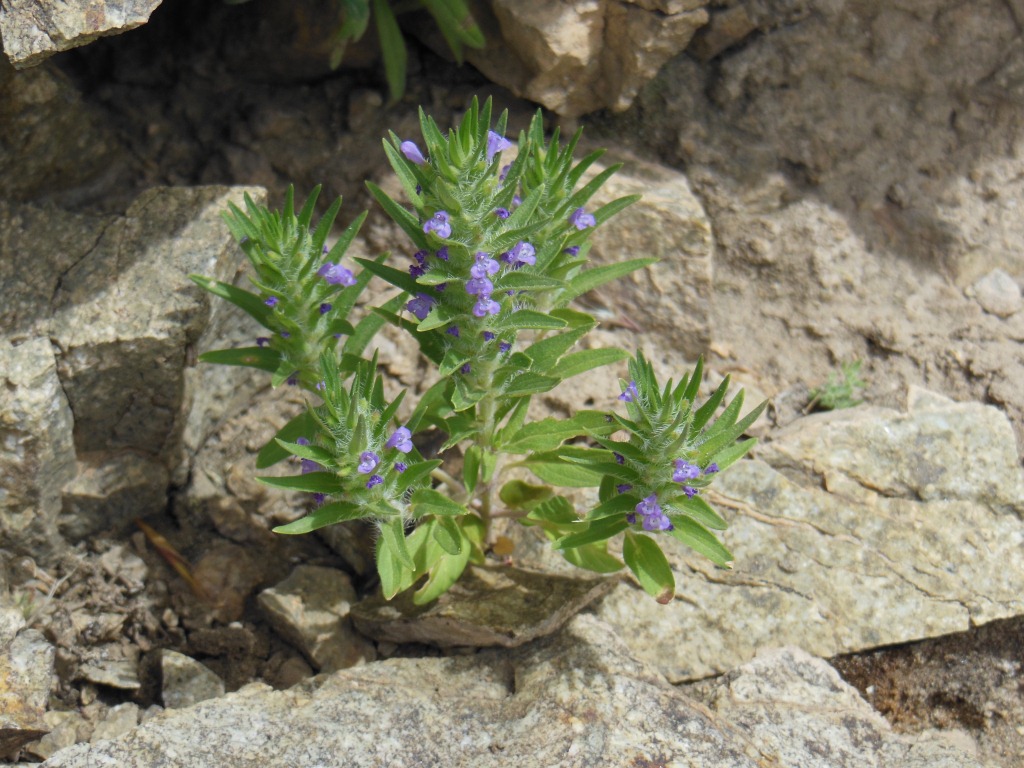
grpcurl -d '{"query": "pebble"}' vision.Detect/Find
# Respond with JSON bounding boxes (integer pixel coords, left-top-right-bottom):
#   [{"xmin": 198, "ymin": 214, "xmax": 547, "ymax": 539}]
[{"xmin": 970, "ymin": 269, "xmax": 1022, "ymax": 317}]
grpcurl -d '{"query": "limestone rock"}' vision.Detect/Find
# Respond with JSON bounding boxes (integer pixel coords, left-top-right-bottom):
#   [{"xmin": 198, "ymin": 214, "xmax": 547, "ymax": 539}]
[
  {"xmin": 89, "ymin": 703, "xmax": 139, "ymax": 744},
  {"xmin": 160, "ymin": 651, "xmax": 225, "ymax": 710},
  {"xmin": 459, "ymin": 0, "xmax": 708, "ymax": 117},
  {"xmin": 41, "ymin": 615, "xmax": 985, "ymax": 767},
  {"xmin": 350, "ymin": 564, "xmax": 615, "ymax": 648},
  {"xmin": 0, "ymin": 0, "xmax": 163, "ymax": 69},
  {"xmin": 596, "ymin": 390, "xmax": 1024, "ymax": 681},
  {"xmin": 258, "ymin": 565, "xmax": 375, "ymax": 672},
  {"xmin": 0, "ymin": 338, "xmax": 76, "ymax": 561},
  {"xmin": 970, "ymin": 268, "xmax": 1022, "ymax": 318},
  {"xmin": 0, "ymin": 623, "xmax": 55, "ymax": 757}
]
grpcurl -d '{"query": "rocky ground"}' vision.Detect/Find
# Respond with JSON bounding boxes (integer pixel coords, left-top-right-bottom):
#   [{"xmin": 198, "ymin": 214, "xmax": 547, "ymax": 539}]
[{"xmin": 1, "ymin": 0, "xmax": 1023, "ymax": 766}]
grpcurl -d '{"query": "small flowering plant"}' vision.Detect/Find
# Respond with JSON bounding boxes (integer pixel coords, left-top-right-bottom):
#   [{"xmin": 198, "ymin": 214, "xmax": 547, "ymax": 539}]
[{"xmin": 191, "ymin": 98, "xmax": 764, "ymax": 605}]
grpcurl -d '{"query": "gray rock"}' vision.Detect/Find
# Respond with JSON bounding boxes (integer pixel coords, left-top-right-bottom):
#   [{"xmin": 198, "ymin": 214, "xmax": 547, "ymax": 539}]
[
  {"xmin": 596, "ymin": 389, "xmax": 1024, "ymax": 681},
  {"xmin": 0, "ymin": 0, "xmax": 163, "ymax": 69},
  {"xmin": 77, "ymin": 658, "xmax": 141, "ymax": 692},
  {"xmin": 350, "ymin": 564, "xmax": 615, "ymax": 648},
  {"xmin": 0, "ymin": 626, "xmax": 55, "ymax": 757},
  {"xmin": 40, "ymin": 614, "xmax": 984, "ymax": 768},
  {"xmin": 88, "ymin": 703, "xmax": 139, "ymax": 745},
  {"xmin": 160, "ymin": 651, "xmax": 225, "ymax": 710},
  {"xmin": 587, "ymin": 156, "xmax": 714, "ymax": 359},
  {"xmin": 21, "ymin": 711, "xmax": 86, "ymax": 761},
  {"xmin": 970, "ymin": 268, "xmax": 1022, "ymax": 318},
  {"xmin": 0, "ymin": 338, "xmax": 76, "ymax": 561},
  {"xmin": 258, "ymin": 565, "xmax": 375, "ymax": 672},
  {"xmin": 459, "ymin": 0, "xmax": 708, "ymax": 117}
]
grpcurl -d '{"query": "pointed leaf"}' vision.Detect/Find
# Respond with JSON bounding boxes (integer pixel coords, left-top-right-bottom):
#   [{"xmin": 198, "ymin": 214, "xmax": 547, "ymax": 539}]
[
  {"xmin": 667, "ymin": 516, "xmax": 734, "ymax": 568},
  {"xmin": 272, "ymin": 501, "xmax": 365, "ymax": 534},
  {"xmin": 623, "ymin": 532, "xmax": 675, "ymax": 603},
  {"xmin": 198, "ymin": 346, "xmax": 280, "ymax": 373}
]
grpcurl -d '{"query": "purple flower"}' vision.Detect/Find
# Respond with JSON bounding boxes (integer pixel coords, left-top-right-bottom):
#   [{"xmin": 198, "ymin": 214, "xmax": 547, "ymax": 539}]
[
  {"xmin": 512, "ymin": 194, "xmax": 522, "ymax": 207},
  {"xmin": 286, "ymin": 374, "xmax": 298, "ymax": 386},
  {"xmin": 296, "ymin": 437, "xmax": 310, "ymax": 446},
  {"xmin": 614, "ymin": 452, "xmax": 625, "ymax": 465},
  {"xmin": 486, "ymin": 131, "xmax": 512, "ymax": 162},
  {"xmin": 499, "ymin": 341, "xmax": 512, "ymax": 354},
  {"xmin": 461, "ymin": 363, "xmax": 472, "ymax": 374},
  {"xmin": 626, "ymin": 512, "xmax": 637, "ymax": 524},
  {"xmin": 394, "ymin": 462, "xmax": 407, "ymax": 473},
  {"xmin": 407, "ymin": 292, "xmax": 434, "ymax": 321},
  {"xmin": 358, "ymin": 451, "xmax": 379, "ymax": 474},
  {"xmin": 673, "ymin": 459, "xmax": 700, "ymax": 483},
  {"xmin": 313, "ymin": 492, "xmax": 326, "ymax": 505},
  {"xmin": 616, "ymin": 484, "xmax": 633, "ymax": 494},
  {"xmin": 256, "ymin": 337, "xmax": 270, "ymax": 347},
  {"xmin": 506, "ymin": 241, "xmax": 536, "ymax": 267},
  {"xmin": 569, "ymin": 207, "xmax": 596, "ymax": 230},
  {"xmin": 473, "ymin": 297, "xmax": 501, "ymax": 317},
  {"xmin": 635, "ymin": 494, "xmax": 673, "ymax": 532},
  {"xmin": 435, "ymin": 282, "xmax": 447, "ymax": 292},
  {"xmin": 495, "ymin": 208, "xmax": 511, "ymax": 219},
  {"xmin": 319, "ymin": 302, "xmax": 332, "ymax": 314},
  {"xmin": 366, "ymin": 474, "xmax": 383, "ymax": 489},
  {"xmin": 471, "ymin": 252, "xmax": 499, "ymax": 278},
  {"xmin": 280, "ymin": 331, "xmax": 291, "ymax": 339},
  {"xmin": 705, "ymin": 463, "xmax": 720, "ymax": 475},
  {"xmin": 316, "ymin": 380, "xmax": 325, "ymax": 391},
  {"xmin": 499, "ymin": 164, "xmax": 511, "ymax": 182},
  {"xmin": 413, "ymin": 249, "xmax": 428, "ymax": 264},
  {"xmin": 563, "ymin": 245, "xmax": 581, "ymax": 256},
  {"xmin": 423, "ymin": 211, "xmax": 451, "ymax": 239},
  {"xmin": 436, "ymin": 247, "xmax": 450, "ymax": 261},
  {"xmin": 265, "ymin": 296, "xmax": 279, "ymax": 307},
  {"xmin": 482, "ymin": 331, "xmax": 495, "ymax": 341},
  {"xmin": 619, "ymin": 381, "xmax": 639, "ymax": 403},
  {"xmin": 400, "ymin": 140, "xmax": 427, "ymax": 165},
  {"xmin": 466, "ymin": 276, "xmax": 493, "ymax": 296},
  {"xmin": 410, "ymin": 263, "xmax": 426, "ymax": 278},
  {"xmin": 446, "ymin": 325, "xmax": 460, "ymax": 338},
  {"xmin": 322, "ymin": 244, "xmax": 330, "ymax": 255},
  {"xmin": 683, "ymin": 486, "xmax": 698, "ymax": 498},
  {"xmin": 300, "ymin": 458, "xmax": 322, "ymax": 474},
  {"xmin": 317, "ymin": 262, "xmax": 357, "ymax": 286},
  {"xmin": 385, "ymin": 426, "xmax": 413, "ymax": 453}
]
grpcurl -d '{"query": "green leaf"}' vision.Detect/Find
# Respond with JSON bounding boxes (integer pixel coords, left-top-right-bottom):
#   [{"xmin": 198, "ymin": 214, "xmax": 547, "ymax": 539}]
[
  {"xmin": 495, "ymin": 310, "xmax": 567, "ymax": 332},
  {"xmin": 257, "ymin": 410, "xmax": 317, "ymax": 469},
  {"xmin": 373, "ymin": 0, "xmax": 407, "ymax": 103},
  {"xmin": 382, "ymin": 137, "xmax": 424, "ymax": 205},
  {"xmin": 189, "ymin": 275, "xmax": 272, "ymax": 327},
  {"xmin": 395, "ymin": 459, "xmax": 443, "ymax": 493},
  {"xmin": 432, "ymin": 515, "xmax": 463, "ymax": 556},
  {"xmin": 667, "ymin": 516, "xmax": 734, "ymax": 568},
  {"xmin": 256, "ymin": 471, "xmax": 344, "ymax": 494},
  {"xmin": 524, "ymin": 458, "xmax": 604, "ymax": 487},
  {"xmin": 593, "ymin": 194, "xmax": 642, "ymax": 225},
  {"xmin": 410, "ymin": 487, "xmax": 467, "ymax": 517},
  {"xmin": 501, "ymin": 411, "xmax": 613, "ymax": 454},
  {"xmin": 272, "ymin": 501, "xmax": 365, "ymax": 534},
  {"xmin": 498, "ymin": 479, "xmax": 553, "ymax": 509},
  {"xmin": 562, "ymin": 258, "xmax": 656, "ymax": 301},
  {"xmin": 692, "ymin": 375, "xmax": 729, "ymax": 433},
  {"xmin": 273, "ymin": 439, "xmax": 335, "ymax": 467},
  {"xmin": 673, "ymin": 495, "xmax": 728, "ymax": 531},
  {"xmin": 522, "ymin": 326, "xmax": 591, "ymax": 371},
  {"xmin": 376, "ymin": 533, "xmax": 410, "ymax": 599},
  {"xmin": 562, "ymin": 542, "xmax": 624, "ymax": 574},
  {"xmin": 586, "ymin": 493, "xmax": 639, "ymax": 521},
  {"xmin": 412, "ymin": 520, "xmax": 472, "ymax": 605},
  {"xmin": 547, "ymin": 347, "xmax": 629, "ymax": 380},
  {"xmin": 554, "ymin": 516, "xmax": 628, "ymax": 549},
  {"xmin": 366, "ymin": 181, "xmax": 428, "ymax": 250},
  {"xmin": 707, "ymin": 437, "xmax": 757, "ymax": 473},
  {"xmin": 198, "ymin": 346, "xmax": 280, "ymax": 373},
  {"xmin": 354, "ymin": 257, "xmax": 421, "ymax": 296},
  {"xmin": 380, "ymin": 515, "xmax": 414, "ymax": 570},
  {"xmin": 463, "ymin": 445, "xmax": 481, "ymax": 494},
  {"xmin": 623, "ymin": 532, "xmax": 676, "ymax": 603}
]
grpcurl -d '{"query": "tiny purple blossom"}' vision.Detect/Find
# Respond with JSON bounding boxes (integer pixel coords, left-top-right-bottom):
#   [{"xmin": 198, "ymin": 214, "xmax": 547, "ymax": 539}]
[
  {"xmin": 319, "ymin": 303, "xmax": 332, "ymax": 315},
  {"xmin": 410, "ymin": 263, "xmax": 426, "ymax": 278},
  {"xmin": 506, "ymin": 241, "xmax": 536, "ymax": 267},
  {"xmin": 296, "ymin": 437, "xmax": 310, "ymax": 446},
  {"xmin": 512, "ymin": 194, "xmax": 522, "ymax": 206},
  {"xmin": 300, "ymin": 458, "xmax": 321, "ymax": 474},
  {"xmin": 280, "ymin": 331, "xmax": 290, "ymax": 339},
  {"xmin": 473, "ymin": 297, "xmax": 501, "ymax": 317},
  {"xmin": 385, "ymin": 426, "xmax": 413, "ymax": 453},
  {"xmin": 423, "ymin": 211, "xmax": 451, "ymax": 239},
  {"xmin": 569, "ymin": 207, "xmax": 596, "ymax": 230},
  {"xmin": 471, "ymin": 252, "xmax": 499, "ymax": 278},
  {"xmin": 616, "ymin": 484, "xmax": 633, "ymax": 494},
  {"xmin": 315, "ymin": 380, "xmax": 325, "ymax": 391},
  {"xmin": 614, "ymin": 452, "xmax": 625, "ymax": 465},
  {"xmin": 636, "ymin": 494, "xmax": 673, "ymax": 532},
  {"xmin": 436, "ymin": 247, "xmax": 450, "ymax": 261},
  {"xmin": 705, "ymin": 463, "xmax": 720, "ymax": 475},
  {"xmin": 407, "ymin": 293, "xmax": 434, "ymax": 321},
  {"xmin": 486, "ymin": 131, "xmax": 512, "ymax": 162},
  {"xmin": 322, "ymin": 244, "xmax": 330, "ymax": 255},
  {"xmin": 394, "ymin": 462, "xmax": 407, "ymax": 473},
  {"xmin": 619, "ymin": 381, "xmax": 639, "ymax": 403},
  {"xmin": 499, "ymin": 341, "xmax": 512, "ymax": 354},
  {"xmin": 256, "ymin": 337, "xmax": 270, "ymax": 347},
  {"xmin": 358, "ymin": 451, "xmax": 379, "ymax": 474},
  {"xmin": 286, "ymin": 374, "xmax": 298, "ymax": 386},
  {"xmin": 446, "ymin": 325, "xmax": 460, "ymax": 338},
  {"xmin": 366, "ymin": 474, "xmax": 383, "ymax": 489},
  {"xmin": 461, "ymin": 363, "xmax": 472, "ymax": 374},
  {"xmin": 563, "ymin": 245, "xmax": 581, "ymax": 256},
  {"xmin": 499, "ymin": 164, "xmax": 511, "ymax": 182},
  {"xmin": 684, "ymin": 486, "xmax": 698, "ymax": 498},
  {"xmin": 482, "ymin": 331, "xmax": 495, "ymax": 341},
  {"xmin": 265, "ymin": 296, "xmax": 279, "ymax": 307},
  {"xmin": 465, "ymin": 276, "xmax": 493, "ymax": 296},
  {"xmin": 413, "ymin": 249, "xmax": 429, "ymax": 264},
  {"xmin": 400, "ymin": 140, "xmax": 427, "ymax": 165},
  {"xmin": 317, "ymin": 262, "xmax": 357, "ymax": 286},
  {"xmin": 313, "ymin": 492, "xmax": 326, "ymax": 505},
  {"xmin": 673, "ymin": 459, "xmax": 701, "ymax": 483},
  {"xmin": 495, "ymin": 207, "xmax": 511, "ymax": 219}
]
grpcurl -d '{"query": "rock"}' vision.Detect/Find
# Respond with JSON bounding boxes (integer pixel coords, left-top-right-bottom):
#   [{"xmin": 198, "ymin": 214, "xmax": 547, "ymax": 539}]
[
  {"xmin": 257, "ymin": 565, "xmax": 374, "ymax": 672},
  {"xmin": 160, "ymin": 651, "xmax": 225, "ymax": 710},
  {"xmin": 89, "ymin": 703, "xmax": 139, "ymax": 744},
  {"xmin": 586, "ymin": 156, "xmax": 714, "ymax": 359},
  {"xmin": 0, "ymin": 0, "xmax": 163, "ymax": 69},
  {"xmin": 0, "ymin": 338, "xmax": 76, "ymax": 561},
  {"xmin": 456, "ymin": 0, "xmax": 708, "ymax": 118},
  {"xmin": 21, "ymin": 710, "xmax": 86, "ymax": 761},
  {"xmin": 970, "ymin": 268, "xmax": 1022, "ymax": 318},
  {"xmin": 40, "ymin": 614, "xmax": 985, "ymax": 768},
  {"xmin": 77, "ymin": 654, "xmax": 141, "ymax": 691},
  {"xmin": 0, "ymin": 63, "xmax": 131, "ymax": 207},
  {"xmin": 0, "ymin": 624, "xmax": 55, "ymax": 757},
  {"xmin": 595, "ymin": 389, "xmax": 1024, "ymax": 681},
  {"xmin": 60, "ymin": 451, "xmax": 170, "ymax": 541},
  {"xmin": 350, "ymin": 564, "xmax": 615, "ymax": 648},
  {"xmin": 190, "ymin": 542, "xmax": 265, "ymax": 624},
  {"xmin": 701, "ymin": 647, "xmax": 985, "ymax": 768}
]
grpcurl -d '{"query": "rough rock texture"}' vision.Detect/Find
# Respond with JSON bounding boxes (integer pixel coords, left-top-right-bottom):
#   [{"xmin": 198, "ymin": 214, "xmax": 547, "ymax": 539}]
[
  {"xmin": 160, "ymin": 651, "xmax": 225, "ymax": 710},
  {"xmin": 595, "ymin": 389, "xmax": 1024, "ymax": 682},
  {"xmin": 351, "ymin": 564, "xmax": 615, "ymax": 648},
  {"xmin": 0, "ymin": 61, "xmax": 131, "ymax": 207},
  {"xmin": 0, "ymin": 0, "xmax": 163, "ymax": 69},
  {"xmin": 41, "ymin": 615, "xmax": 985, "ymax": 768},
  {"xmin": 458, "ymin": 0, "xmax": 708, "ymax": 117},
  {"xmin": 0, "ymin": 338, "xmax": 77, "ymax": 561},
  {"xmin": 257, "ymin": 565, "xmax": 374, "ymax": 672},
  {"xmin": 0, "ymin": 603, "xmax": 55, "ymax": 757}
]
